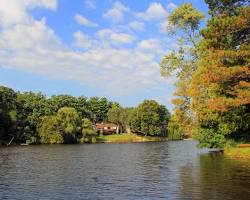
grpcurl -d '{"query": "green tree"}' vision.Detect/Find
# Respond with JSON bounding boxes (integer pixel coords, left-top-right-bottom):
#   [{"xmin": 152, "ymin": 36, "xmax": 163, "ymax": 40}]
[
  {"xmin": 138, "ymin": 100, "xmax": 160, "ymax": 136},
  {"xmin": 129, "ymin": 108, "xmax": 141, "ymax": 133},
  {"xmin": 15, "ymin": 92, "xmax": 50, "ymax": 143},
  {"xmin": 81, "ymin": 118, "xmax": 97, "ymax": 143},
  {"xmin": 160, "ymin": 3, "xmax": 204, "ymax": 137},
  {"xmin": 87, "ymin": 97, "xmax": 112, "ymax": 122},
  {"xmin": 107, "ymin": 103, "xmax": 123, "ymax": 133},
  {"xmin": 130, "ymin": 100, "xmax": 169, "ymax": 136},
  {"xmin": 158, "ymin": 105, "xmax": 171, "ymax": 136},
  {"xmin": 50, "ymin": 95, "xmax": 78, "ymax": 111},
  {"xmin": 49, "ymin": 95, "xmax": 90, "ymax": 118},
  {"xmin": 204, "ymin": 0, "xmax": 248, "ymax": 16},
  {"xmin": 120, "ymin": 107, "xmax": 135, "ymax": 133},
  {"xmin": 56, "ymin": 107, "xmax": 80, "ymax": 143},
  {"xmin": 76, "ymin": 96, "xmax": 90, "ymax": 118},
  {"xmin": 39, "ymin": 116, "xmax": 63, "ymax": 144},
  {"xmin": 0, "ymin": 86, "xmax": 17, "ymax": 143}
]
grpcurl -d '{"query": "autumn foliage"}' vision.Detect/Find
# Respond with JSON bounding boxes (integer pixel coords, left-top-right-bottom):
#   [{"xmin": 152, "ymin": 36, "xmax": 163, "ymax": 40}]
[
  {"xmin": 162, "ymin": 0, "xmax": 249, "ymax": 147},
  {"xmin": 190, "ymin": 1, "xmax": 250, "ymax": 144}
]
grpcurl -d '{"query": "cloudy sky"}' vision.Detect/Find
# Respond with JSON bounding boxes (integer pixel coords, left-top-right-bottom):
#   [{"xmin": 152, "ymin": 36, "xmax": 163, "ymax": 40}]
[{"xmin": 0, "ymin": 0, "xmax": 208, "ymax": 110}]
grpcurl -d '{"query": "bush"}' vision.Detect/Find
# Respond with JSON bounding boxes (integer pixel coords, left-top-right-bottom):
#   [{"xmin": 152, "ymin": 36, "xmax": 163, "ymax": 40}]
[
  {"xmin": 224, "ymin": 139, "xmax": 237, "ymax": 148},
  {"xmin": 49, "ymin": 133, "xmax": 64, "ymax": 144},
  {"xmin": 79, "ymin": 137, "xmax": 85, "ymax": 144},
  {"xmin": 195, "ymin": 128, "xmax": 226, "ymax": 148},
  {"xmin": 168, "ymin": 130, "xmax": 182, "ymax": 140},
  {"xmin": 26, "ymin": 136, "xmax": 37, "ymax": 145}
]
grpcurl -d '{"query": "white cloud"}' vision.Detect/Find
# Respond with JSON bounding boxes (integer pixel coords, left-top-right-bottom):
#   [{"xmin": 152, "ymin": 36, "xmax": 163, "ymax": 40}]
[
  {"xmin": 84, "ymin": 0, "xmax": 96, "ymax": 9},
  {"xmin": 73, "ymin": 31, "xmax": 92, "ymax": 49},
  {"xmin": 97, "ymin": 29, "xmax": 135, "ymax": 45},
  {"xmin": 137, "ymin": 2, "xmax": 168, "ymax": 21},
  {"xmin": 167, "ymin": 2, "xmax": 178, "ymax": 11},
  {"xmin": 74, "ymin": 14, "xmax": 98, "ymax": 27},
  {"xmin": 137, "ymin": 38, "xmax": 164, "ymax": 54},
  {"xmin": 0, "ymin": 0, "xmax": 173, "ymax": 96},
  {"xmin": 129, "ymin": 21, "xmax": 145, "ymax": 32},
  {"xmin": 103, "ymin": 1, "xmax": 129, "ymax": 23},
  {"xmin": 26, "ymin": 0, "xmax": 57, "ymax": 10},
  {"xmin": 153, "ymin": 94, "xmax": 175, "ymax": 111},
  {"xmin": 0, "ymin": 18, "xmax": 62, "ymax": 51},
  {"xmin": 0, "ymin": 19, "xmax": 161, "ymax": 95},
  {"xmin": 0, "ymin": 0, "xmax": 57, "ymax": 26}
]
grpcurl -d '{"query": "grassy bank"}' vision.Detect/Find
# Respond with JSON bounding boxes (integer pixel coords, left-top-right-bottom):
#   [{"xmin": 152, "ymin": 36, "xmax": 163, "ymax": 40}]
[
  {"xmin": 97, "ymin": 133, "xmax": 167, "ymax": 143},
  {"xmin": 224, "ymin": 147, "xmax": 250, "ymax": 160}
]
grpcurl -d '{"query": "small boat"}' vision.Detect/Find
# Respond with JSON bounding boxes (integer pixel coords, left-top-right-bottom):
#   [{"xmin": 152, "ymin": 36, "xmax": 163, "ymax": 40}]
[
  {"xmin": 20, "ymin": 143, "xmax": 29, "ymax": 146},
  {"xmin": 208, "ymin": 148, "xmax": 224, "ymax": 153}
]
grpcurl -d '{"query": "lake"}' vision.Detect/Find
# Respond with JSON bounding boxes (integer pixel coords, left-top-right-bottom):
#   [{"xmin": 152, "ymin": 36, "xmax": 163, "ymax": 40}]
[{"xmin": 0, "ymin": 141, "xmax": 250, "ymax": 200}]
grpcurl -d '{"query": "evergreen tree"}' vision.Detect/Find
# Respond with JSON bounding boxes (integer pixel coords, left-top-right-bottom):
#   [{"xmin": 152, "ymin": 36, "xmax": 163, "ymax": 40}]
[{"xmin": 190, "ymin": 0, "xmax": 250, "ymax": 146}]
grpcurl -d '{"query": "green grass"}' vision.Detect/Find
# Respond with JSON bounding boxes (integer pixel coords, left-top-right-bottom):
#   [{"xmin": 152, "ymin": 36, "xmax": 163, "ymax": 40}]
[
  {"xmin": 97, "ymin": 133, "xmax": 167, "ymax": 143},
  {"xmin": 225, "ymin": 147, "xmax": 250, "ymax": 160}
]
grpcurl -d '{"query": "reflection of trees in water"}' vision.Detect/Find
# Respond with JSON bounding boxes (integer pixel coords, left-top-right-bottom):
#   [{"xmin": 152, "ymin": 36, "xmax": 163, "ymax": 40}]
[
  {"xmin": 140, "ymin": 143, "xmax": 163, "ymax": 180},
  {"xmin": 179, "ymin": 153, "xmax": 250, "ymax": 200},
  {"xmin": 178, "ymin": 163, "xmax": 201, "ymax": 200},
  {"xmin": 129, "ymin": 143, "xmax": 170, "ymax": 198},
  {"xmin": 0, "ymin": 148, "xmax": 15, "ymax": 191}
]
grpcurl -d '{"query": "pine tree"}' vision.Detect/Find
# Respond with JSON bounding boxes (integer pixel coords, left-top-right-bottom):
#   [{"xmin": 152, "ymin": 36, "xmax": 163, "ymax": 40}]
[{"xmin": 190, "ymin": 0, "xmax": 250, "ymax": 146}]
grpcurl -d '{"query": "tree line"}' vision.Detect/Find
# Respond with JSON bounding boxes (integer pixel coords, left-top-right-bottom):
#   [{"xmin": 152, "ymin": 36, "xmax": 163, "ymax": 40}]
[
  {"xmin": 0, "ymin": 86, "xmax": 171, "ymax": 145},
  {"xmin": 161, "ymin": 0, "xmax": 249, "ymax": 148}
]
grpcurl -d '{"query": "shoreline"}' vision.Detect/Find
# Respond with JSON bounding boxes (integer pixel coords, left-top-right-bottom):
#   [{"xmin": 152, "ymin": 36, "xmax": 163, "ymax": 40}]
[
  {"xmin": 96, "ymin": 133, "xmax": 168, "ymax": 144},
  {"xmin": 100, "ymin": 139, "xmax": 168, "ymax": 144},
  {"xmin": 224, "ymin": 147, "xmax": 250, "ymax": 160},
  {"xmin": 0, "ymin": 133, "xmax": 169, "ymax": 146}
]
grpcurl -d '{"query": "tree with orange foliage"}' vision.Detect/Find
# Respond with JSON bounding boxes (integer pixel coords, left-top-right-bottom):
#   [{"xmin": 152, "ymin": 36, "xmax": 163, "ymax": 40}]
[{"xmin": 190, "ymin": 0, "xmax": 250, "ymax": 147}]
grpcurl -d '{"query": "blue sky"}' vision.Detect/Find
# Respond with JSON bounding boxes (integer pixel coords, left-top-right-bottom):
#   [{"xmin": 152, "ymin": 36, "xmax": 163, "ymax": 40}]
[{"xmin": 0, "ymin": 0, "xmax": 208, "ymax": 110}]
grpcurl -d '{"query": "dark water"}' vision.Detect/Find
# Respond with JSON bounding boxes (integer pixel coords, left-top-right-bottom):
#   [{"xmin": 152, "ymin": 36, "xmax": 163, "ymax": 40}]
[{"xmin": 0, "ymin": 141, "xmax": 250, "ymax": 200}]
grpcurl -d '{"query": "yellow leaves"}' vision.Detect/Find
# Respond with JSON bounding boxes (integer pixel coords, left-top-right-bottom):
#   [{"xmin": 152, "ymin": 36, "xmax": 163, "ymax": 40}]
[
  {"xmin": 172, "ymin": 108, "xmax": 194, "ymax": 137},
  {"xmin": 207, "ymin": 97, "xmax": 229, "ymax": 112},
  {"xmin": 172, "ymin": 98, "xmax": 185, "ymax": 106},
  {"xmin": 168, "ymin": 3, "xmax": 204, "ymax": 31}
]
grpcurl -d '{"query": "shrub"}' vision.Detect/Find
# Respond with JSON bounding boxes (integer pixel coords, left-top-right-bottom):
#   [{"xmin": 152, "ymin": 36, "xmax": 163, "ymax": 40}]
[
  {"xmin": 195, "ymin": 128, "xmax": 226, "ymax": 148},
  {"xmin": 224, "ymin": 139, "xmax": 237, "ymax": 148},
  {"xmin": 49, "ymin": 133, "xmax": 64, "ymax": 144}
]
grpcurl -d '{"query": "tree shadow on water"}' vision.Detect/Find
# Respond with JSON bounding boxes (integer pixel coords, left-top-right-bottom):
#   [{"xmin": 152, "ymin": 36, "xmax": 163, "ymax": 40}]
[{"xmin": 178, "ymin": 153, "xmax": 250, "ymax": 200}]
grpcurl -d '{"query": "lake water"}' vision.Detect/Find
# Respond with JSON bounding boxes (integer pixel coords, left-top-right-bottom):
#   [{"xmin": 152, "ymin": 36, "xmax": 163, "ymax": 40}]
[{"xmin": 0, "ymin": 141, "xmax": 250, "ymax": 200}]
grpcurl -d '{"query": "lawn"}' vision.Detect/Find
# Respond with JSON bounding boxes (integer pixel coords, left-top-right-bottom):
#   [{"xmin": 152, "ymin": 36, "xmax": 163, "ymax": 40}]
[
  {"xmin": 225, "ymin": 147, "xmax": 250, "ymax": 160},
  {"xmin": 97, "ymin": 133, "xmax": 167, "ymax": 143}
]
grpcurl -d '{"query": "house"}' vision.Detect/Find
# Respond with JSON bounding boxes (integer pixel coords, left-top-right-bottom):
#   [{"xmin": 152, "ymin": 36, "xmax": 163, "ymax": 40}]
[{"xmin": 95, "ymin": 122, "xmax": 118, "ymax": 135}]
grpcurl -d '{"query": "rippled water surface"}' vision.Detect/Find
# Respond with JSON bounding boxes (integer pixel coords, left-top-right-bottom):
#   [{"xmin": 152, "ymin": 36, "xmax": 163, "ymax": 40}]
[{"xmin": 0, "ymin": 141, "xmax": 250, "ymax": 200}]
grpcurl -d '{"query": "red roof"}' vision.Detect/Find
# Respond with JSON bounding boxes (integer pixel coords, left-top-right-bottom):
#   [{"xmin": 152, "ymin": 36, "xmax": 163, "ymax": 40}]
[{"xmin": 96, "ymin": 123, "xmax": 117, "ymax": 129}]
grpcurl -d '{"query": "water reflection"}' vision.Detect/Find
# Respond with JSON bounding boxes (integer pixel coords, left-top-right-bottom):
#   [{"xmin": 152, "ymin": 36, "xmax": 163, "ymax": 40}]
[
  {"xmin": 0, "ymin": 141, "xmax": 249, "ymax": 200},
  {"xmin": 178, "ymin": 153, "xmax": 250, "ymax": 200}
]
